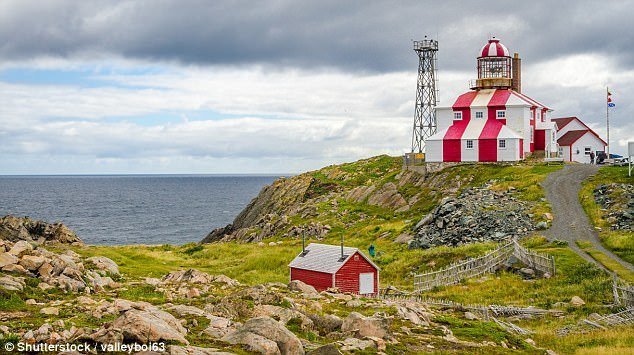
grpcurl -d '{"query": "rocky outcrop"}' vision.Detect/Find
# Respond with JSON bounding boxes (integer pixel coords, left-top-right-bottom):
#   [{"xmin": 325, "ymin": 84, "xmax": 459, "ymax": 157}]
[
  {"xmin": 409, "ymin": 185, "xmax": 535, "ymax": 249},
  {"xmin": 0, "ymin": 240, "xmax": 117, "ymax": 293},
  {"xmin": 594, "ymin": 183, "xmax": 634, "ymax": 230},
  {"xmin": 0, "ymin": 215, "xmax": 83, "ymax": 244},
  {"xmin": 341, "ymin": 312, "xmax": 390, "ymax": 339},
  {"xmin": 222, "ymin": 316, "xmax": 305, "ymax": 355}
]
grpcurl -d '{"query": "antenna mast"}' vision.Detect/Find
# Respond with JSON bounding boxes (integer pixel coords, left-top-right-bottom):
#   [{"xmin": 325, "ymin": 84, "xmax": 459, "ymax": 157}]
[{"xmin": 411, "ymin": 37, "xmax": 439, "ymax": 153}]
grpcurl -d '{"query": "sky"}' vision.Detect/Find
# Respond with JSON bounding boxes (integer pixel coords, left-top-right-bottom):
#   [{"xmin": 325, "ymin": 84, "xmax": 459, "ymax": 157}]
[{"xmin": 1, "ymin": 0, "xmax": 633, "ymax": 174}]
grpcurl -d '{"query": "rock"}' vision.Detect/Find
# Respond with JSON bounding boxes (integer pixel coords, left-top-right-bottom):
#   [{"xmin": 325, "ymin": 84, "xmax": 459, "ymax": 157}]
[
  {"xmin": 110, "ymin": 308, "xmax": 189, "ymax": 344},
  {"xmin": 0, "ymin": 252, "xmax": 19, "ymax": 267},
  {"xmin": 341, "ymin": 312, "xmax": 389, "ymax": 339},
  {"xmin": 2, "ymin": 263, "xmax": 31, "ymax": 275},
  {"xmin": 222, "ymin": 316, "xmax": 304, "ymax": 355},
  {"xmin": 367, "ymin": 182, "xmax": 408, "ymax": 210},
  {"xmin": 288, "ymin": 280, "xmax": 321, "ymax": 298},
  {"xmin": 536, "ymin": 221, "xmax": 548, "ymax": 230},
  {"xmin": 0, "ymin": 215, "xmax": 83, "ymax": 244},
  {"xmin": 0, "ymin": 274, "xmax": 25, "ymax": 291},
  {"xmin": 570, "ymin": 296, "xmax": 585, "ymax": 307},
  {"xmin": 525, "ymin": 338, "xmax": 536, "ymax": 346},
  {"xmin": 162, "ymin": 269, "xmax": 215, "ymax": 284},
  {"xmin": 464, "ymin": 311, "xmax": 478, "ymax": 320},
  {"xmin": 253, "ymin": 304, "xmax": 313, "ymax": 330},
  {"xmin": 8, "ymin": 240, "xmax": 33, "ymax": 257},
  {"xmin": 346, "ymin": 299, "xmax": 363, "ymax": 308},
  {"xmin": 38, "ymin": 282, "xmax": 54, "ymax": 291},
  {"xmin": 213, "ymin": 274, "xmax": 240, "ymax": 287},
  {"xmin": 187, "ymin": 287, "xmax": 201, "ymax": 298},
  {"xmin": 339, "ymin": 337, "xmax": 376, "ymax": 352},
  {"xmin": 56, "ymin": 274, "xmax": 86, "ymax": 292},
  {"xmin": 145, "ymin": 277, "xmax": 162, "ymax": 286},
  {"xmin": 40, "ymin": 307, "xmax": 60, "ymax": 315},
  {"xmin": 167, "ymin": 345, "xmax": 235, "ymax": 355},
  {"xmin": 396, "ymin": 304, "xmax": 429, "ymax": 326},
  {"xmin": 309, "ymin": 314, "xmax": 343, "ymax": 335},
  {"xmin": 169, "ymin": 304, "xmax": 207, "ymax": 318},
  {"xmin": 519, "ymin": 268, "xmax": 536, "ymax": 278},
  {"xmin": 25, "ymin": 299, "xmax": 38, "ymax": 305},
  {"xmin": 86, "ymin": 256, "xmax": 120, "ymax": 275},
  {"xmin": 76, "ymin": 296, "xmax": 96, "ymax": 305},
  {"xmin": 19, "ymin": 255, "xmax": 45, "ymax": 271},
  {"xmin": 202, "ymin": 315, "xmax": 235, "ymax": 338},
  {"xmin": 307, "ymin": 343, "xmax": 342, "ymax": 355}
]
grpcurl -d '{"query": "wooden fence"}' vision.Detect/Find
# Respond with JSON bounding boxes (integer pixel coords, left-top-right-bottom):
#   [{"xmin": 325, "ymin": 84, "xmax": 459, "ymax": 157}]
[
  {"xmin": 512, "ymin": 239, "xmax": 556, "ymax": 276},
  {"xmin": 613, "ymin": 273, "xmax": 634, "ymax": 307},
  {"xmin": 413, "ymin": 238, "xmax": 555, "ymax": 292}
]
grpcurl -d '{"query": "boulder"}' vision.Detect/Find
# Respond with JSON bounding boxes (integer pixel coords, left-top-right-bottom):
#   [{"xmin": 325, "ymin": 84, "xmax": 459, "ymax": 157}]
[
  {"xmin": 570, "ymin": 296, "xmax": 585, "ymax": 307},
  {"xmin": 202, "ymin": 315, "xmax": 235, "ymax": 338},
  {"xmin": 464, "ymin": 312, "xmax": 478, "ymax": 320},
  {"xmin": 111, "ymin": 308, "xmax": 189, "ymax": 344},
  {"xmin": 222, "ymin": 316, "xmax": 304, "ymax": 355},
  {"xmin": 40, "ymin": 307, "xmax": 59, "ymax": 316},
  {"xmin": 2, "ymin": 263, "xmax": 32, "ymax": 276},
  {"xmin": 309, "ymin": 314, "xmax": 343, "ymax": 335},
  {"xmin": 8, "ymin": 241, "xmax": 33, "ymax": 257},
  {"xmin": 288, "ymin": 280, "xmax": 320, "ymax": 298},
  {"xmin": 162, "ymin": 269, "xmax": 215, "ymax": 284},
  {"xmin": 341, "ymin": 312, "xmax": 389, "ymax": 339},
  {"xmin": 307, "ymin": 343, "xmax": 342, "ymax": 355},
  {"xmin": 168, "ymin": 304, "xmax": 207, "ymax": 318},
  {"xmin": 86, "ymin": 256, "xmax": 120, "ymax": 275},
  {"xmin": 19, "ymin": 255, "xmax": 45, "ymax": 271},
  {"xmin": 0, "ymin": 252, "xmax": 19, "ymax": 267},
  {"xmin": 253, "ymin": 304, "xmax": 313, "ymax": 330},
  {"xmin": 339, "ymin": 337, "xmax": 376, "ymax": 352},
  {"xmin": 0, "ymin": 274, "xmax": 25, "ymax": 291},
  {"xmin": 0, "ymin": 215, "xmax": 83, "ymax": 244}
]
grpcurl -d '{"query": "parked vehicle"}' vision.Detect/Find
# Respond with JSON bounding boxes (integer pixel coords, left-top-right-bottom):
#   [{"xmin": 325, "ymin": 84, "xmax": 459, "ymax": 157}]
[{"xmin": 613, "ymin": 157, "xmax": 629, "ymax": 166}]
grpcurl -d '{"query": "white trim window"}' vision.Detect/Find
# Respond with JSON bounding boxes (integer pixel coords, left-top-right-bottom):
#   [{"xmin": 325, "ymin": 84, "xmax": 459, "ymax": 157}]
[
  {"xmin": 453, "ymin": 112, "xmax": 462, "ymax": 120},
  {"xmin": 584, "ymin": 147, "xmax": 592, "ymax": 156},
  {"xmin": 499, "ymin": 139, "xmax": 507, "ymax": 149},
  {"xmin": 475, "ymin": 111, "xmax": 484, "ymax": 119},
  {"xmin": 496, "ymin": 110, "xmax": 506, "ymax": 119},
  {"xmin": 466, "ymin": 140, "xmax": 474, "ymax": 149},
  {"xmin": 530, "ymin": 129, "xmax": 534, "ymax": 143}
]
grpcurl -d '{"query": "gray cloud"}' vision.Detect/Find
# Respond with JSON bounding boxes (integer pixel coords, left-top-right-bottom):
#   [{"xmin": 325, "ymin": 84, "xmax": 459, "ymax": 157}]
[{"xmin": 1, "ymin": 1, "xmax": 634, "ymax": 72}]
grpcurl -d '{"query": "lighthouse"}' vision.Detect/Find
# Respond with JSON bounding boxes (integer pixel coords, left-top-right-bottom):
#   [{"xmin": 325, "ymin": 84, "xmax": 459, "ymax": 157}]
[{"xmin": 425, "ymin": 38, "xmax": 558, "ymax": 162}]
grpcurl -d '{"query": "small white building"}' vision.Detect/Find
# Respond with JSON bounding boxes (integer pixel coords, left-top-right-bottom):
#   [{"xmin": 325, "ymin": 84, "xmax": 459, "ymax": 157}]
[{"xmin": 553, "ymin": 117, "xmax": 607, "ymax": 163}]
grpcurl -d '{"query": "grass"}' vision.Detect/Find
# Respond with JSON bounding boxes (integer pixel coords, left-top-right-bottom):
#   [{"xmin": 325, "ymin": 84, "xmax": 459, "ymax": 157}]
[
  {"xmin": 575, "ymin": 240, "xmax": 634, "ymax": 283},
  {"xmin": 580, "ymin": 165, "xmax": 634, "ymax": 265}
]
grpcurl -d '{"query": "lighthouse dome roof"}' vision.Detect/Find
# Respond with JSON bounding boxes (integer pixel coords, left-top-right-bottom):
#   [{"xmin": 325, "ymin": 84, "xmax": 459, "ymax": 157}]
[{"xmin": 479, "ymin": 37, "xmax": 510, "ymax": 58}]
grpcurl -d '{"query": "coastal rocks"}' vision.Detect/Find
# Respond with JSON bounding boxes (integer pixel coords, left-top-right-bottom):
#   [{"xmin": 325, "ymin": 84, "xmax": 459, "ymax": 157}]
[
  {"xmin": 570, "ymin": 296, "xmax": 586, "ymax": 307},
  {"xmin": 341, "ymin": 312, "xmax": 389, "ymax": 339},
  {"xmin": 222, "ymin": 316, "xmax": 305, "ymax": 355},
  {"xmin": 0, "ymin": 252, "xmax": 19, "ymax": 267},
  {"xmin": 86, "ymin": 256, "xmax": 120, "ymax": 275},
  {"xmin": 109, "ymin": 307, "xmax": 189, "ymax": 345},
  {"xmin": 366, "ymin": 182, "xmax": 408, "ymax": 210},
  {"xmin": 161, "ymin": 268, "xmax": 240, "ymax": 287},
  {"xmin": 594, "ymin": 184, "xmax": 634, "ymax": 230},
  {"xmin": 0, "ymin": 274, "xmax": 25, "ymax": 291},
  {"xmin": 0, "ymin": 215, "xmax": 83, "ymax": 244},
  {"xmin": 288, "ymin": 280, "xmax": 320, "ymax": 298},
  {"xmin": 409, "ymin": 185, "xmax": 535, "ymax": 249}
]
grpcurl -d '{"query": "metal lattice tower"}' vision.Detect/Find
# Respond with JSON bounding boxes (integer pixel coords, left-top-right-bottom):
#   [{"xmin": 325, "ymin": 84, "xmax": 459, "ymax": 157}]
[{"xmin": 411, "ymin": 38, "xmax": 438, "ymax": 153}]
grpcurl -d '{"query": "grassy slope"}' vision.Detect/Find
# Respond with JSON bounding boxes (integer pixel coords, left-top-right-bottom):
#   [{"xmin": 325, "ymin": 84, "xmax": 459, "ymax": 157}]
[
  {"xmin": 25, "ymin": 158, "xmax": 634, "ymax": 353},
  {"xmin": 580, "ymin": 165, "xmax": 634, "ymax": 265}
]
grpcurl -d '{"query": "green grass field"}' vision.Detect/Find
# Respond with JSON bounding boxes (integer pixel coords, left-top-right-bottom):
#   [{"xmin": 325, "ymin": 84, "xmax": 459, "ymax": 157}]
[{"xmin": 580, "ymin": 165, "xmax": 634, "ymax": 265}]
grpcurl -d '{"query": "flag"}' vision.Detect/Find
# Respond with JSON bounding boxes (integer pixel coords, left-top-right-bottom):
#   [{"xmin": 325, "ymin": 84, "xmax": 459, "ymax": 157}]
[{"xmin": 608, "ymin": 90, "xmax": 615, "ymax": 107}]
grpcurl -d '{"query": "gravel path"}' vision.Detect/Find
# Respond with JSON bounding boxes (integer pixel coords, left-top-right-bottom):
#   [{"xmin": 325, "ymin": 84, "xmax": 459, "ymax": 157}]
[{"xmin": 541, "ymin": 164, "xmax": 634, "ymax": 271}]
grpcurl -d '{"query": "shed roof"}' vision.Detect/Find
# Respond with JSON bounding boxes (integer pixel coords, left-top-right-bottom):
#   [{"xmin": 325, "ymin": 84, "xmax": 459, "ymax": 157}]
[
  {"xmin": 288, "ymin": 243, "xmax": 379, "ymax": 274},
  {"xmin": 557, "ymin": 130, "xmax": 588, "ymax": 146}
]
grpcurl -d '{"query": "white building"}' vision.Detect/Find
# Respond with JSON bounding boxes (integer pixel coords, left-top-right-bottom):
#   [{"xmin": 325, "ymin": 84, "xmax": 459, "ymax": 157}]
[{"xmin": 553, "ymin": 117, "xmax": 607, "ymax": 163}]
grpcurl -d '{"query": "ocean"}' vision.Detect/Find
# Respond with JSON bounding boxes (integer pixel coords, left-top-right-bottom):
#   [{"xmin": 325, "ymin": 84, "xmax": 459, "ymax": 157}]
[{"xmin": 0, "ymin": 175, "xmax": 278, "ymax": 245}]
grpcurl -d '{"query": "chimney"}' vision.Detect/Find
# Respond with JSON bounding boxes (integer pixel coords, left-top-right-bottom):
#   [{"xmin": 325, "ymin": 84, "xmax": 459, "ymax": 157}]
[
  {"xmin": 512, "ymin": 52, "xmax": 521, "ymax": 93},
  {"xmin": 341, "ymin": 235, "xmax": 344, "ymax": 259}
]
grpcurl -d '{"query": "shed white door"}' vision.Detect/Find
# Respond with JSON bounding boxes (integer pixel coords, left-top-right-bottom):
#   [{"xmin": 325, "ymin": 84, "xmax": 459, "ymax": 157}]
[{"xmin": 359, "ymin": 272, "xmax": 374, "ymax": 294}]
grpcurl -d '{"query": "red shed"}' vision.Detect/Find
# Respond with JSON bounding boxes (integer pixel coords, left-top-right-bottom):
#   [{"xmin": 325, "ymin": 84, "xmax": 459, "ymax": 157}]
[{"xmin": 288, "ymin": 243, "xmax": 380, "ymax": 295}]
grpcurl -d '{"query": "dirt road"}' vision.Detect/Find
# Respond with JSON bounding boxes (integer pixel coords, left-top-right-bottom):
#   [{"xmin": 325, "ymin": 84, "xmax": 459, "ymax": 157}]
[{"xmin": 541, "ymin": 164, "xmax": 634, "ymax": 271}]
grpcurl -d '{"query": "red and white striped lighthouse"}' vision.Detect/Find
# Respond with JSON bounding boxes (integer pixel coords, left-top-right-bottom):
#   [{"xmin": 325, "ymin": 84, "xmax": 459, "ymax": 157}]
[{"xmin": 425, "ymin": 37, "xmax": 558, "ymax": 162}]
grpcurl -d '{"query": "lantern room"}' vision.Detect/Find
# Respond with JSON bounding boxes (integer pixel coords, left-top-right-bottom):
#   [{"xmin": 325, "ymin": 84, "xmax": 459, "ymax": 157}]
[{"xmin": 474, "ymin": 38, "xmax": 513, "ymax": 90}]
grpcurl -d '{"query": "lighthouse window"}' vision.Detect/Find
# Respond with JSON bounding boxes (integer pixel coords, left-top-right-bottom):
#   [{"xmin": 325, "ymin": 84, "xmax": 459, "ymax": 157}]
[
  {"xmin": 496, "ymin": 110, "xmax": 506, "ymax": 118},
  {"xmin": 453, "ymin": 112, "xmax": 462, "ymax": 120},
  {"xmin": 475, "ymin": 111, "xmax": 483, "ymax": 119},
  {"xmin": 499, "ymin": 139, "xmax": 507, "ymax": 149},
  {"xmin": 466, "ymin": 140, "xmax": 474, "ymax": 149}
]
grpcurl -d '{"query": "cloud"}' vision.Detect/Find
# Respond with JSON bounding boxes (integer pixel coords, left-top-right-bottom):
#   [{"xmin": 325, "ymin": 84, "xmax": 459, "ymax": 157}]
[{"xmin": 1, "ymin": 1, "xmax": 634, "ymax": 72}]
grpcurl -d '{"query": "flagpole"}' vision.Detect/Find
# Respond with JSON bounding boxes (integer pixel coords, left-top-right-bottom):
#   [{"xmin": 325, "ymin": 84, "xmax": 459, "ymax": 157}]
[{"xmin": 607, "ymin": 86, "xmax": 610, "ymax": 157}]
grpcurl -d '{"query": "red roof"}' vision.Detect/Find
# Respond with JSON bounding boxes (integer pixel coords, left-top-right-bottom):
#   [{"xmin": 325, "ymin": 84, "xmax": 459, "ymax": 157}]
[
  {"xmin": 557, "ymin": 130, "xmax": 588, "ymax": 146},
  {"xmin": 552, "ymin": 117, "xmax": 577, "ymax": 130}
]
